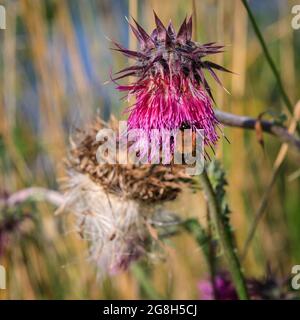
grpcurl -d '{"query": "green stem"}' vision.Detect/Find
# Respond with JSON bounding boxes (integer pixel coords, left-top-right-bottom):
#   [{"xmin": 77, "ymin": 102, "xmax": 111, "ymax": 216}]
[
  {"xmin": 183, "ymin": 217, "xmax": 218, "ymax": 299},
  {"xmin": 183, "ymin": 218, "xmax": 210, "ymax": 260},
  {"xmin": 131, "ymin": 264, "xmax": 163, "ymax": 300},
  {"xmin": 241, "ymin": 0, "xmax": 299, "ymax": 135},
  {"xmin": 199, "ymin": 169, "xmax": 249, "ymax": 300}
]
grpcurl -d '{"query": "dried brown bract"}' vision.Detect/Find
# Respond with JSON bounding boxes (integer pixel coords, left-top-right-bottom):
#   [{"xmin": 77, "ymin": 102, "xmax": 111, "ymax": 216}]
[{"xmin": 66, "ymin": 117, "xmax": 193, "ymax": 204}]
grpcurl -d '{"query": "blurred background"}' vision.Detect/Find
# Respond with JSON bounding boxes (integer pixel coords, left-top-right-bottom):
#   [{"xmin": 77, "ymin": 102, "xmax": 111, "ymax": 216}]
[{"xmin": 0, "ymin": 0, "xmax": 299, "ymax": 299}]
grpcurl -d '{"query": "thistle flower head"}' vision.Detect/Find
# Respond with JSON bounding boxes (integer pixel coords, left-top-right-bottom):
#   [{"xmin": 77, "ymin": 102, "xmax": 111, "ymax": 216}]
[{"xmin": 113, "ymin": 13, "xmax": 231, "ymax": 155}]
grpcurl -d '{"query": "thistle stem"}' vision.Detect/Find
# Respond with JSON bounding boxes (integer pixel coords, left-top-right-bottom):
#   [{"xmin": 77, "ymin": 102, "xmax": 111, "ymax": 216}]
[
  {"xmin": 199, "ymin": 169, "xmax": 249, "ymax": 300},
  {"xmin": 183, "ymin": 218, "xmax": 210, "ymax": 260},
  {"xmin": 241, "ymin": 0, "xmax": 299, "ymax": 135},
  {"xmin": 215, "ymin": 109, "xmax": 300, "ymax": 152},
  {"xmin": 131, "ymin": 264, "xmax": 163, "ymax": 300}
]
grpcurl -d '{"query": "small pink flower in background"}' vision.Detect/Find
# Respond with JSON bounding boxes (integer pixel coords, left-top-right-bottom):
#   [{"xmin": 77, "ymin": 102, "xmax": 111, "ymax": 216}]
[
  {"xmin": 113, "ymin": 12, "xmax": 231, "ymax": 158},
  {"xmin": 198, "ymin": 272, "xmax": 238, "ymax": 300},
  {"xmin": 198, "ymin": 270, "xmax": 295, "ymax": 300}
]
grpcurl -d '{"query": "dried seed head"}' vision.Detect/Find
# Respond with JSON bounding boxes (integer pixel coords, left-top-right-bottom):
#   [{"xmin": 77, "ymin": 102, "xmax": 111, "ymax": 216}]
[
  {"xmin": 62, "ymin": 172, "xmax": 150, "ymax": 275},
  {"xmin": 66, "ymin": 117, "xmax": 192, "ymax": 204},
  {"xmin": 61, "ymin": 118, "xmax": 192, "ymax": 275}
]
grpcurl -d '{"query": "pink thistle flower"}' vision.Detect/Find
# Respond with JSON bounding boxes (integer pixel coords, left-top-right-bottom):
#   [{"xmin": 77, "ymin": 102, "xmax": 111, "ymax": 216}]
[
  {"xmin": 112, "ymin": 12, "xmax": 231, "ymax": 158},
  {"xmin": 198, "ymin": 270, "xmax": 295, "ymax": 300},
  {"xmin": 198, "ymin": 272, "xmax": 238, "ymax": 300}
]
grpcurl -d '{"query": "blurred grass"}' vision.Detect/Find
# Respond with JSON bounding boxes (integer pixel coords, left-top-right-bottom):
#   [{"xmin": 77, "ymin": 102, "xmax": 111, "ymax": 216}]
[{"xmin": 0, "ymin": 0, "xmax": 299, "ymax": 299}]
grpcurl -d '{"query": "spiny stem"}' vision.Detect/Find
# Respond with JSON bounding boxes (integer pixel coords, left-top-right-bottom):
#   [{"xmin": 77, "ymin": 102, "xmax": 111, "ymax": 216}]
[
  {"xmin": 199, "ymin": 169, "xmax": 249, "ymax": 300},
  {"xmin": 241, "ymin": 0, "xmax": 299, "ymax": 135}
]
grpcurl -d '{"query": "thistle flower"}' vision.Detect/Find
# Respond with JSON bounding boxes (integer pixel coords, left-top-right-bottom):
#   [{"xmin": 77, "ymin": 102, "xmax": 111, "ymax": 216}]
[
  {"xmin": 198, "ymin": 271, "xmax": 295, "ymax": 300},
  {"xmin": 113, "ymin": 13, "xmax": 231, "ymax": 157},
  {"xmin": 61, "ymin": 117, "xmax": 192, "ymax": 276}
]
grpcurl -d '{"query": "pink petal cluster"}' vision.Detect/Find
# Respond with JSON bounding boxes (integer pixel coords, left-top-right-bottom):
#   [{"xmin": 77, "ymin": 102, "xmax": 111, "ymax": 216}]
[
  {"xmin": 113, "ymin": 13, "xmax": 231, "ymax": 159},
  {"xmin": 118, "ymin": 75, "xmax": 219, "ymax": 149}
]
